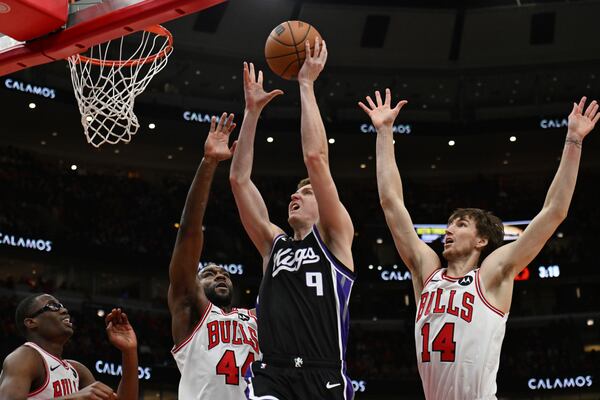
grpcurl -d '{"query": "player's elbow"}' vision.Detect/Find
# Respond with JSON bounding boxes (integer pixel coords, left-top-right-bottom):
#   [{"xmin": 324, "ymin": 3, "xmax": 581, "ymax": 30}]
[
  {"xmin": 379, "ymin": 193, "xmax": 403, "ymax": 212},
  {"xmin": 303, "ymin": 151, "xmax": 328, "ymax": 169},
  {"xmin": 379, "ymin": 194, "xmax": 394, "ymax": 209},
  {"xmin": 229, "ymin": 172, "xmax": 246, "ymax": 188},
  {"xmin": 545, "ymin": 205, "xmax": 568, "ymax": 223}
]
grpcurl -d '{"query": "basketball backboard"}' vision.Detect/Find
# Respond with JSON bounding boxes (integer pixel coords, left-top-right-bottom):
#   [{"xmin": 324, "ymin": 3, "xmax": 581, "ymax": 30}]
[{"xmin": 0, "ymin": 0, "xmax": 226, "ymax": 76}]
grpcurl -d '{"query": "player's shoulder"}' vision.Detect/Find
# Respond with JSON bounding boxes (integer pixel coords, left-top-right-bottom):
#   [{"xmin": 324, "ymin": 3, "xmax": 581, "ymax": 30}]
[
  {"xmin": 6, "ymin": 344, "xmax": 39, "ymax": 362},
  {"xmin": 2, "ymin": 344, "xmax": 43, "ymax": 374}
]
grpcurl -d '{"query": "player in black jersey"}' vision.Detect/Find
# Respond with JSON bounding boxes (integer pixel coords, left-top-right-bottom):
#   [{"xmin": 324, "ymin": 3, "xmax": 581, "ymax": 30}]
[{"xmin": 230, "ymin": 39, "xmax": 355, "ymax": 400}]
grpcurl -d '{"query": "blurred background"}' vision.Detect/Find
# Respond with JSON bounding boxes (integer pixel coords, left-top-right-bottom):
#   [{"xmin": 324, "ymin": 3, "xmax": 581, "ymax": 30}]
[{"xmin": 1, "ymin": 0, "xmax": 599, "ymax": 398}]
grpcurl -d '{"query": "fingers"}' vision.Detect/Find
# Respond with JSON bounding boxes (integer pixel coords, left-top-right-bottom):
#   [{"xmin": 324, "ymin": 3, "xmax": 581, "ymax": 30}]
[
  {"xmin": 120, "ymin": 312, "xmax": 129, "ymax": 326},
  {"xmin": 216, "ymin": 112, "xmax": 228, "ymax": 132},
  {"xmin": 577, "ymin": 96, "xmax": 587, "ymax": 114},
  {"xmin": 243, "ymin": 62, "xmax": 250, "ymax": 85},
  {"xmin": 222, "ymin": 113, "xmax": 235, "ymax": 134},
  {"xmin": 593, "ymin": 112, "xmax": 600, "ymax": 125},
  {"xmin": 227, "ymin": 120, "xmax": 237, "ymax": 135},
  {"xmin": 584, "ymin": 100, "xmax": 597, "ymax": 118},
  {"xmin": 393, "ymin": 100, "xmax": 409, "ymax": 113},
  {"xmin": 258, "ymin": 70, "xmax": 263, "ymax": 85},
  {"xmin": 571, "ymin": 102, "xmax": 578, "ymax": 115},
  {"xmin": 210, "ymin": 115, "xmax": 217, "ymax": 132},
  {"xmin": 266, "ymin": 89, "xmax": 284, "ymax": 102},
  {"xmin": 230, "ymin": 140, "xmax": 238, "ymax": 155},
  {"xmin": 366, "ymin": 95, "xmax": 377, "ymax": 110},
  {"xmin": 105, "ymin": 308, "xmax": 121, "ymax": 325},
  {"xmin": 385, "ymin": 88, "xmax": 392, "ymax": 106},
  {"xmin": 375, "ymin": 90, "xmax": 383, "ymax": 107},
  {"xmin": 320, "ymin": 39, "xmax": 328, "ymax": 63},
  {"xmin": 358, "ymin": 101, "xmax": 371, "ymax": 114},
  {"xmin": 305, "ymin": 39, "xmax": 312, "ymax": 59},
  {"xmin": 249, "ymin": 62, "xmax": 256, "ymax": 82},
  {"xmin": 314, "ymin": 37, "xmax": 321, "ymax": 58}
]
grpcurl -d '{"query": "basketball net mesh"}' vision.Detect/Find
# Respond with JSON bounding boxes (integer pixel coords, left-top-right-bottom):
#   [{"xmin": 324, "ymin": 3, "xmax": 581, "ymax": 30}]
[{"xmin": 67, "ymin": 27, "xmax": 172, "ymax": 147}]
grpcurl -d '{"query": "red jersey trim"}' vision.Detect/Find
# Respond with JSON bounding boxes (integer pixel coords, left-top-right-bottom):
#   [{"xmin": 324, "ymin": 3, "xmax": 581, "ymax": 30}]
[
  {"xmin": 422, "ymin": 268, "xmax": 441, "ymax": 288},
  {"xmin": 24, "ymin": 342, "xmax": 69, "ymax": 368},
  {"xmin": 475, "ymin": 270, "xmax": 506, "ymax": 318},
  {"xmin": 441, "ymin": 270, "xmax": 462, "ymax": 282},
  {"xmin": 219, "ymin": 307, "xmax": 239, "ymax": 316},
  {"xmin": 171, "ymin": 302, "xmax": 213, "ymax": 354},
  {"xmin": 23, "ymin": 343, "xmax": 50, "ymax": 397},
  {"xmin": 223, "ymin": 307, "xmax": 257, "ymax": 323}
]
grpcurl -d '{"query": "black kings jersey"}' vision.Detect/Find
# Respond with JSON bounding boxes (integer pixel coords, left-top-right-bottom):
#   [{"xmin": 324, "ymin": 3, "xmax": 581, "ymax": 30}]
[{"xmin": 258, "ymin": 226, "xmax": 355, "ymax": 362}]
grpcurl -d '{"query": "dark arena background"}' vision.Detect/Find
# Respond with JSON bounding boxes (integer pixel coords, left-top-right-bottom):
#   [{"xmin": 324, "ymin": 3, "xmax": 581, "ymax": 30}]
[{"xmin": 1, "ymin": 0, "xmax": 600, "ymax": 399}]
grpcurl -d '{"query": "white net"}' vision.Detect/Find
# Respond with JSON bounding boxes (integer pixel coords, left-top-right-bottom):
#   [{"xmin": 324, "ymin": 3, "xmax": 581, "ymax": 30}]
[{"xmin": 67, "ymin": 26, "xmax": 172, "ymax": 148}]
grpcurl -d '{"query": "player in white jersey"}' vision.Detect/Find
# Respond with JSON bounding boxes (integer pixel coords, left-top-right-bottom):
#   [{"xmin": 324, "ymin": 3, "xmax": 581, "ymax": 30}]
[
  {"xmin": 168, "ymin": 112, "xmax": 260, "ymax": 400},
  {"xmin": 0, "ymin": 293, "xmax": 138, "ymax": 399},
  {"xmin": 360, "ymin": 89, "xmax": 598, "ymax": 399}
]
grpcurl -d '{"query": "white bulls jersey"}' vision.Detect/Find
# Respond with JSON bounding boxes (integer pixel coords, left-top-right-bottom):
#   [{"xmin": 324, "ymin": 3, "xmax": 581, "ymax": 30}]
[
  {"xmin": 172, "ymin": 304, "xmax": 260, "ymax": 400},
  {"xmin": 24, "ymin": 342, "xmax": 80, "ymax": 399},
  {"xmin": 415, "ymin": 268, "xmax": 508, "ymax": 400}
]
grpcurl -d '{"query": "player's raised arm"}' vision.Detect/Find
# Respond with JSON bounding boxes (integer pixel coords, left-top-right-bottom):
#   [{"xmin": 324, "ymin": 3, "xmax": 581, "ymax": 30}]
[
  {"xmin": 297, "ymin": 38, "xmax": 354, "ymax": 270},
  {"xmin": 481, "ymin": 97, "xmax": 598, "ymax": 310},
  {"xmin": 168, "ymin": 113, "xmax": 236, "ymax": 344},
  {"xmin": 229, "ymin": 62, "xmax": 285, "ymax": 260},
  {"xmin": 105, "ymin": 308, "xmax": 138, "ymax": 400},
  {"xmin": 359, "ymin": 89, "xmax": 441, "ymax": 295}
]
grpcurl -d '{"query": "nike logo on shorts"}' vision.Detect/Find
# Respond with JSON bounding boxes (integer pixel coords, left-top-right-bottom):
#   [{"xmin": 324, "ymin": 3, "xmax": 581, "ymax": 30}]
[{"xmin": 326, "ymin": 382, "xmax": 341, "ymax": 389}]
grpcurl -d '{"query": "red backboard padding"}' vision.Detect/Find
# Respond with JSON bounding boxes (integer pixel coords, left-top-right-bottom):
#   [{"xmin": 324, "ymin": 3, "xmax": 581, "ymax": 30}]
[
  {"xmin": 0, "ymin": 0, "xmax": 69, "ymax": 41},
  {"xmin": 0, "ymin": 0, "xmax": 227, "ymax": 76}
]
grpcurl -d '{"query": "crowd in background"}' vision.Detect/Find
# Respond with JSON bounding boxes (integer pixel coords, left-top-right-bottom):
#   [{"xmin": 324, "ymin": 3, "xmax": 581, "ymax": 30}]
[{"xmin": 2, "ymin": 145, "xmax": 597, "ymax": 271}]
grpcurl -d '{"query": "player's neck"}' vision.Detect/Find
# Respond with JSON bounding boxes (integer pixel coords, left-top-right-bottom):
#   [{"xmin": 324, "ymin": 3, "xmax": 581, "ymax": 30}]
[
  {"xmin": 446, "ymin": 253, "xmax": 480, "ymax": 277},
  {"xmin": 291, "ymin": 223, "xmax": 313, "ymax": 241},
  {"xmin": 220, "ymin": 305, "xmax": 233, "ymax": 313},
  {"xmin": 30, "ymin": 336, "xmax": 66, "ymax": 359}
]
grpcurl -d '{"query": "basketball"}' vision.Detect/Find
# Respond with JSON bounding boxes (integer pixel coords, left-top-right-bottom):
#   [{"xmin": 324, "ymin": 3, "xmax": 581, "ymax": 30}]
[{"xmin": 264, "ymin": 20, "xmax": 322, "ymax": 80}]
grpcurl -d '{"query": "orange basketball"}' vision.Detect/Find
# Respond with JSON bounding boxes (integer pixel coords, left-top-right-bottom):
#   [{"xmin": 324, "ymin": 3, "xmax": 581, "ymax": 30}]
[{"xmin": 264, "ymin": 21, "xmax": 322, "ymax": 80}]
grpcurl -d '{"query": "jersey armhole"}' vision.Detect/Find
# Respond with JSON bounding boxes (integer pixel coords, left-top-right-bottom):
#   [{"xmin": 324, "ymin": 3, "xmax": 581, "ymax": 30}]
[
  {"xmin": 171, "ymin": 302, "xmax": 213, "ymax": 354},
  {"xmin": 23, "ymin": 343, "xmax": 50, "ymax": 397},
  {"xmin": 263, "ymin": 234, "xmax": 287, "ymax": 271},
  {"xmin": 475, "ymin": 269, "xmax": 507, "ymax": 318},
  {"xmin": 312, "ymin": 226, "xmax": 356, "ymax": 279},
  {"xmin": 422, "ymin": 268, "xmax": 441, "ymax": 288}
]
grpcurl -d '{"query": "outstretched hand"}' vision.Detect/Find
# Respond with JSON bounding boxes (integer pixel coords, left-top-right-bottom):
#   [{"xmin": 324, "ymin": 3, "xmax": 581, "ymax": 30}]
[
  {"xmin": 243, "ymin": 62, "xmax": 283, "ymax": 112},
  {"xmin": 204, "ymin": 113, "xmax": 237, "ymax": 162},
  {"xmin": 358, "ymin": 88, "xmax": 408, "ymax": 130},
  {"xmin": 567, "ymin": 96, "xmax": 599, "ymax": 140},
  {"xmin": 106, "ymin": 308, "xmax": 137, "ymax": 352},
  {"xmin": 297, "ymin": 37, "xmax": 327, "ymax": 84}
]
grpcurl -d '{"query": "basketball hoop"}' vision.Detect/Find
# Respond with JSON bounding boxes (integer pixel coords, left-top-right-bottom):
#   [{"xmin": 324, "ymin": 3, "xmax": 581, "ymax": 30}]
[{"xmin": 67, "ymin": 25, "xmax": 173, "ymax": 148}]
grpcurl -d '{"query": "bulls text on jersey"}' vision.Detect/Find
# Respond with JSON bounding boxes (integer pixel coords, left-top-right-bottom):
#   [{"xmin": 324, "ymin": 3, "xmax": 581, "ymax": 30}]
[
  {"xmin": 416, "ymin": 288, "xmax": 475, "ymax": 323},
  {"xmin": 53, "ymin": 378, "xmax": 77, "ymax": 397},
  {"xmin": 207, "ymin": 319, "xmax": 259, "ymax": 354}
]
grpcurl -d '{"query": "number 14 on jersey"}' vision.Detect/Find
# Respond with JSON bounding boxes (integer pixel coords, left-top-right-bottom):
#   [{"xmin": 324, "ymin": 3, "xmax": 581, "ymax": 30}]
[{"xmin": 421, "ymin": 323, "xmax": 456, "ymax": 362}]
